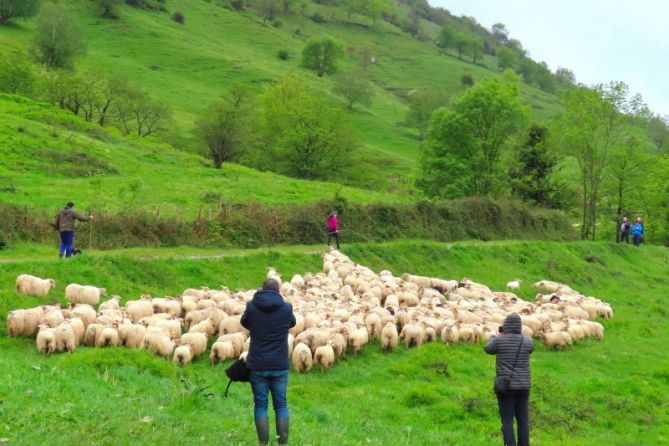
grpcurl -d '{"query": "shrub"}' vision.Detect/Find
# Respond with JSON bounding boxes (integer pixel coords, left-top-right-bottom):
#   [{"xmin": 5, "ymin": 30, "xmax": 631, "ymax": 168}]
[
  {"xmin": 277, "ymin": 50, "xmax": 290, "ymax": 60},
  {"xmin": 172, "ymin": 11, "xmax": 185, "ymax": 24},
  {"xmin": 229, "ymin": 0, "xmax": 245, "ymax": 10},
  {"xmin": 460, "ymin": 74, "xmax": 474, "ymax": 87},
  {"xmin": 271, "ymin": 18, "xmax": 282, "ymax": 28},
  {"xmin": 310, "ymin": 12, "xmax": 326, "ymax": 23}
]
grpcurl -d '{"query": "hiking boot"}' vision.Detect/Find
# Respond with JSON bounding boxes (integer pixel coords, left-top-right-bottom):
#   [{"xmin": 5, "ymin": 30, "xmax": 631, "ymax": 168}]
[
  {"xmin": 276, "ymin": 417, "xmax": 289, "ymax": 444},
  {"xmin": 254, "ymin": 418, "xmax": 269, "ymax": 445}
]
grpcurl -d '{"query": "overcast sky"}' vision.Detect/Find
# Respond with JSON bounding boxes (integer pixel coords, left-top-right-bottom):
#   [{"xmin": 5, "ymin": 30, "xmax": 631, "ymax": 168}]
[{"xmin": 430, "ymin": 0, "xmax": 669, "ymax": 116}]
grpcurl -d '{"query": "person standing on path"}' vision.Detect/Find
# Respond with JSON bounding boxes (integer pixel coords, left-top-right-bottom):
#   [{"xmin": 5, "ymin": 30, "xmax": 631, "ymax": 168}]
[
  {"xmin": 484, "ymin": 313, "xmax": 534, "ymax": 446},
  {"xmin": 241, "ymin": 279, "xmax": 296, "ymax": 445},
  {"xmin": 54, "ymin": 202, "xmax": 93, "ymax": 258},
  {"xmin": 618, "ymin": 216, "xmax": 631, "ymax": 243},
  {"xmin": 327, "ymin": 211, "xmax": 340, "ymax": 249},
  {"xmin": 631, "ymin": 218, "xmax": 644, "ymax": 247}
]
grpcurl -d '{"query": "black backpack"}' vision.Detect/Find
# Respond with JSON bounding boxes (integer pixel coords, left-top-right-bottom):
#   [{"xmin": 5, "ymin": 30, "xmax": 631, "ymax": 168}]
[{"xmin": 224, "ymin": 359, "xmax": 250, "ymax": 397}]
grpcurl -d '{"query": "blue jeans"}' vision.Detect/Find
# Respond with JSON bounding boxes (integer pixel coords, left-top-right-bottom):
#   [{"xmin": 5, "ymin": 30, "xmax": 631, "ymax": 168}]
[
  {"xmin": 250, "ymin": 370, "xmax": 289, "ymax": 419},
  {"xmin": 59, "ymin": 231, "xmax": 74, "ymax": 257}
]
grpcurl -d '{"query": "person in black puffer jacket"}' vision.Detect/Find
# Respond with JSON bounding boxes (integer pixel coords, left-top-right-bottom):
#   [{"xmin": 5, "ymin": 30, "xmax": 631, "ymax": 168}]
[
  {"xmin": 484, "ymin": 313, "xmax": 534, "ymax": 446},
  {"xmin": 241, "ymin": 279, "xmax": 296, "ymax": 445}
]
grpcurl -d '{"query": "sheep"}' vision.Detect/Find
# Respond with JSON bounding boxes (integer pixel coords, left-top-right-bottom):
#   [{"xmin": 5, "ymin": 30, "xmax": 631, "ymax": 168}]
[
  {"xmin": 67, "ymin": 318, "xmax": 85, "ymax": 345},
  {"xmin": 41, "ymin": 308, "xmax": 64, "ymax": 329},
  {"xmin": 99, "ymin": 296, "xmax": 122, "ymax": 312},
  {"xmin": 54, "ymin": 323, "xmax": 76, "ymax": 352},
  {"xmin": 65, "ymin": 284, "xmax": 106, "ymax": 306},
  {"xmin": 156, "ymin": 319, "xmax": 183, "ymax": 339},
  {"xmin": 119, "ymin": 323, "xmax": 147, "ymax": 348},
  {"xmin": 540, "ymin": 331, "xmax": 573, "ymax": 350},
  {"xmin": 142, "ymin": 332, "xmax": 175, "ymax": 359},
  {"xmin": 290, "ymin": 274, "xmax": 305, "ymax": 288},
  {"xmin": 72, "ymin": 304, "xmax": 96, "ymax": 328},
  {"xmin": 381, "ymin": 322, "xmax": 399, "ymax": 352},
  {"xmin": 185, "ymin": 309, "xmax": 212, "ymax": 329},
  {"xmin": 506, "ymin": 280, "xmax": 521, "ymax": 291},
  {"xmin": 16, "ymin": 274, "xmax": 56, "ymax": 296},
  {"xmin": 210, "ymin": 340, "xmax": 235, "ymax": 365},
  {"xmin": 217, "ymin": 333, "xmax": 246, "ymax": 358},
  {"xmin": 329, "ymin": 333, "xmax": 347, "ymax": 358},
  {"xmin": 173, "ymin": 344, "xmax": 194, "ymax": 367},
  {"xmin": 400, "ymin": 323, "xmax": 424, "ymax": 348},
  {"xmin": 96, "ymin": 326, "xmax": 120, "ymax": 348},
  {"xmin": 267, "ymin": 267, "xmax": 282, "ymax": 285},
  {"xmin": 291, "ymin": 342, "xmax": 313, "ymax": 373},
  {"xmin": 179, "ymin": 332, "xmax": 208, "ymax": 356},
  {"xmin": 189, "ymin": 318, "xmax": 216, "ymax": 337},
  {"xmin": 364, "ymin": 312, "xmax": 382, "ymax": 340},
  {"xmin": 424, "ymin": 326, "xmax": 437, "ymax": 343},
  {"xmin": 83, "ymin": 323, "xmax": 105, "ymax": 346},
  {"xmin": 36, "ymin": 325, "xmax": 56, "ymax": 355},
  {"xmin": 221, "ymin": 300, "xmax": 245, "ymax": 316},
  {"xmin": 314, "ymin": 345, "xmax": 335, "ymax": 371},
  {"xmin": 126, "ymin": 295, "xmax": 154, "ymax": 323},
  {"xmin": 182, "ymin": 287, "xmax": 210, "ymax": 300},
  {"xmin": 8, "ymin": 307, "xmax": 44, "ymax": 337},
  {"xmin": 348, "ymin": 327, "xmax": 369, "ymax": 355},
  {"xmin": 219, "ymin": 315, "xmax": 246, "ymax": 335}
]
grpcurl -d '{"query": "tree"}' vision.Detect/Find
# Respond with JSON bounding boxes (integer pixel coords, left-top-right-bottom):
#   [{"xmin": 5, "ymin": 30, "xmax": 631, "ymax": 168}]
[
  {"xmin": 466, "ymin": 35, "xmax": 484, "ymax": 64},
  {"xmin": 97, "ymin": 0, "xmax": 123, "ymax": 17},
  {"xmin": 258, "ymin": 0, "xmax": 280, "ymax": 24},
  {"xmin": 554, "ymin": 82, "xmax": 645, "ymax": 240},
  {"xmin": 516, "ymin": 58, "xmax": 535, "ymax": 84},
  {"xmin": 401, "ymin": 10, "xmax": 420, "ymax": 38},
  {"xmin": 301, "ymin": 37, "xmax": 344, "ymax": 77},
  {"xmin": 196, "ymin": 86, "xmax": 256, "ymax": 168},
  {"xmin": 417, "ymin": 76, "xmax": 529, "ymax": 197},
  {"xmin": 332, "ymin": 71, "xmax": 374, "ymax": 110},
  {"xmin": 508, "ymin": 124, "xmax": 564, "ymax": 208},
  {"xmin": 491, "ymin": 22, "xmax": 508, "ymax": 44},
  {"xmin": 262, "ymin": 75, "xmax": 357, "ymax": 180},
  {"xmin": 0, "ymin": 0, "xmax": 39, "ymax": 25},
  {"xmin": 360, "ymin": 0, "xmax": 388, "ymax": 28},
  {"xmin": 32, "ymin": 3, "xmax": 85, "ymax": 69},
  {"xmin": 436, "ymin": 25, "xmax": 456, "ymax": 52},
  {"xmin": 0, "ymin": 55, "xmax": 35, "ymax": 95},
  {"xmin": 555, "ymin": 67, "xmax": 576, "ymax": 86},
  {"xmin": 112, "ymin": 88, "xmax": 171, "ymax": 137},
  {"xmin": 507, "ymin": 38, "xmax": 525, "ymax": 56},
  {"xmin": 534, "ymin": 61, "xmax": 556, "ymax": 93},
  {"xmin": 496, "ymin": 46, "xmax": 517, "ymax": 71},
  {"xmin": 453, "ymin": 32, "xmax": 469, "ymax": 60},
  {"xmin": 405, "ymin": 89, "xmax": 448, "ymax": 140}
]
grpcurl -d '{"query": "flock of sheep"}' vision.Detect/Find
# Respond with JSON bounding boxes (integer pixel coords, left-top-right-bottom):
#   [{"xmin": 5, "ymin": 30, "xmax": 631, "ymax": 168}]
[{"xmin": 8, "ymin": 249, "xmax": 613, "ymax": 372}]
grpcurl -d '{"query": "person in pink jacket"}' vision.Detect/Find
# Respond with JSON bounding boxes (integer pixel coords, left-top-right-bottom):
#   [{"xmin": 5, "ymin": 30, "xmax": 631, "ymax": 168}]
[{"xmin": 327, "ymin": 211, "xmax": 340, "ymax": 249}]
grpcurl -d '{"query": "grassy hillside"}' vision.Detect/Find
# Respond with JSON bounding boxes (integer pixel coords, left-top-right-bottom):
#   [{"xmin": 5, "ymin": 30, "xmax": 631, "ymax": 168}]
[
  {"xmin": 0, "ymin": 0, "xmax": 562, "ymax": 180},
  {"xmin": 0, "ymin": 94, "xmax": 406, "ymax": 213},
  {"xmin": 1, "ymin": 240, "xmax": 667, "ymax": 445}
]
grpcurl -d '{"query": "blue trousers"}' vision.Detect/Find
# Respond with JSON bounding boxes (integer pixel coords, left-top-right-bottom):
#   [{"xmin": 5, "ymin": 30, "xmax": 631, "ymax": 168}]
[
  {"xmin": 497, "ymin": 389, "xmax": 530, "ymax": 446},
  {"xmin": 59, "ymin": 231, "xmax": 74, "ymax": 257},
  {"xmin": 250, "ymin": 370, "xmax": 289, "ymax": 419}
]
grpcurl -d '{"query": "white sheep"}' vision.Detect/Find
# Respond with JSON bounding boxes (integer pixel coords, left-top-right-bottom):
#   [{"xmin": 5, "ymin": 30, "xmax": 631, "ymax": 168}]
[
  {"xmin": 291, "ymin": 342, "xmax": 313, "ymax": 373},
  {"xmin": 126, "ymin": 295, "xmax": 154, "ymax": 323},
  {"xmin": 119, "ymin": 323, "xmax": 147, "ymax": 348},
  {"xmin": 179, "ymin": 332, "xmax": 208, "ymax": 356},
  {"xmin": 506, "ymin": 280, "xmax": 521, "ymax": 291},
  {"xmin": 16, "ymin": 274, "xmax": 56, "ymax": 296},
  {"xmin": 314, "ymin": 345, "xmax": 335, "ymax": 371},
  {"xmin": 96, "ymin": 326, "xmax": 120, "ymax": 348},
  {"xmin": 173, "ymin": 344, "xmax": 193, "ymax": 367},
  {"xmin": 54, "ymin": 323, "xmax": 76, "ymax": 352},
  {"xmin": 36, "ymin": 325, "xmax": 56, "ymax": 355},
  {"xmin": 72, "ymin": 304, "xmax": 96, "ymax": 328},
  {"xmin": 210, "ymin": 340, "xmax": 235, "ymax": 365},
  {"xmin": 381, "ymin": 322, "xmax": 399, "ymax": 352},
  {"xmin": 142, "ymin": 332, "xmax": 175, "ymax": 359},
  {"xmin": 99, "ymin": 296, "xmax": 121, "ymax": 312},
  {"xmin": 65, "ymin": 284, "xmax": 106, "ymax": 306}
]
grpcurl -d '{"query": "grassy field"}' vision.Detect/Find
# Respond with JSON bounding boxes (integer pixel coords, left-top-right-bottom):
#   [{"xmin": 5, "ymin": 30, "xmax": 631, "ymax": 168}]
[
  {"xmin": 0, "ymin": 0, "xmax": 562, "ymax": 180},
  {"xmin": 1, "ymin": 240, "xmax": 667, "ymax": 445},
  {"xmin": 0, "ymin": 95, "xmax": 407, "ymax": 213}
]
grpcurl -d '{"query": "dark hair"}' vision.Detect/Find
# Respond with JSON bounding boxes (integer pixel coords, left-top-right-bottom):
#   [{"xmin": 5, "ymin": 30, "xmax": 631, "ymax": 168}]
[
  {"xmin": 262, "ymin": 278, "xmax": 281, "ymax": 293},
  {"xmin": 66, "ymin": 202, "xmax": 74, "ymax": 208}
]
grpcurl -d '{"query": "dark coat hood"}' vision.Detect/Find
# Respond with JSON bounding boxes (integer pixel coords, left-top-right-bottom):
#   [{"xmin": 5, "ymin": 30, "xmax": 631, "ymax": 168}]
[
  {"xmin": 503, "ymin": 313, "xmax": 522, "ymax": 334},
  {"xmin": 252, "ymin": 290, "xmax": 285, "ymax": 312}
]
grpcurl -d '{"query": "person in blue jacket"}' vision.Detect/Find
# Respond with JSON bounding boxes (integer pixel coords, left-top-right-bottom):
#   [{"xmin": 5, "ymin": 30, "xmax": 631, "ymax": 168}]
[
  {"xmin": 241, "ymin": 279, "xmax": 296, "ymax": 445},
  {"xmin": 631, "ymin": 217, "xmax": 644, "ymax": 247}
]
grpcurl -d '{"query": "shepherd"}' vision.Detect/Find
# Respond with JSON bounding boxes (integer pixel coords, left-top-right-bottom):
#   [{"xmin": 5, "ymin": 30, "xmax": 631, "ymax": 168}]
[
  {"xmin": 327, "ymin": 211, "xmax": 340, "ymax": 249},
  {"xmin": 53, "ymin": 202, "xmax": 94, "ymax": 258}
]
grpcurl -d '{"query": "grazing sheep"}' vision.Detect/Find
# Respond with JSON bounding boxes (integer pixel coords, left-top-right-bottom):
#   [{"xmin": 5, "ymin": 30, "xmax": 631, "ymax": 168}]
[
  {"xmin": 67, "ymin": 318, "xmax": 85, "ymax": 345},
  {"xmin": 424, "ymin": 327, "xmax": 437, "ymax": 343},
  {"xmin": 180, "ymin": 332, "xmax": 208, "ymax": 356},
  {"xmin": 189, "ymin": 318, "xmax": 216, "ymax": 337},
  {"xmin": 348, "ymin": 327, "xmax": 369, "ymax": 355},
  {"xmin": 119, "ymin": 323, "xmax": 147, "ymax": 348},
  {"xmin": 72, "ymin": 305, "xmax": 96, "ymax": 328},
  {"xmin": 219, "ymin": 315, "xmax": 246, "ymax": 335},
  {"xmin": 291, "ymin": 342, "xmax": 313, "ymax": 373},
  {"xmin": 96, "ymin": 326, "xmax": 120, "ymax": 348},
  {"xmin": 99, "ymin": 296, "xmax": 122, "ymax": 312},
  {"xmin": 329, "ymin": 333, "xmax": 347, "ymax": 358},
  {"xmin": 400, "ymin": 323, "xmax": 424, "ymax": 348},
  {"xmin": 156, "ymin": 319, "xmax": 183, "ymax": 339},
  {"xmin": 381, "ymin": 322, "xmax": 399, "ymax": 352},
  {"xmin": 36, "ymin": 325, "xmax": 56, "ymax": 355},
  {"xmin": 41, "ymin": 308, "xmax": 64, "ymax": 329},
  {"xmin": 16, "ymin": 274, "xmax": 56, "ymax": 296},
  {"xmin": 221, "ymin": 300, "xmax": 245, "ymax": 316},
  {"xmin": 540, "ymin": 331, "xmax": 573, "ymax": 350},
  {"xmin": 217, "ymin": 333, "xmax": 246, "ymax": 358},
  {"xmin": 210, "ymin": 340, "xmax": 236, "ymax": 365},
  {"xmin": 142, "ymin": 332, "xmax": 175, "ymax": 359},
  {"xmin": 183, "ymin": 287, "xmax": 210, "ymax": 300},
  {"xmin": 126, "ymin": 296, "xmax": 154, "ymax": 323},
  {"xmin": 83, "ymin": 323, "xmax": 105, "ymax": 346},
  {"xmin": 267, "ymin": 267, "xmax": 282, "ymax": 285},
  {"xmin": 364, "ymin": 312, "xmax": 382, "ymax": 339},
  {"xmin": 173, "ymin": 344, "xmax": 194, "ymax": 367},
  {"xmin": 314, "ymin": 345, "xmax": 335, "ymax": 371},
  {"xmin": 54, "ymin": 323, "xmax": 76, "ymax": 352},
  {"xmin": 506, "ymin": 280, "xmax": 521, "ymax": 291},
  {"xmin": 65, "ymin": 284, "xmax": 106, "ymax": 306}
]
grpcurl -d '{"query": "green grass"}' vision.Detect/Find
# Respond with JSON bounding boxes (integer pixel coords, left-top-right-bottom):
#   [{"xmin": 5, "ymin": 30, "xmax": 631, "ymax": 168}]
[
  {"xmin": 0, "ymin": 0, "xmax": 563, "ymax": 184},
  {"xmin": 0, "ymin": 240, "xmax": 667, "ymax": 445},
  {"xmin": 0, "ymin": 94, "xmax": 407, "ymax": 213}
]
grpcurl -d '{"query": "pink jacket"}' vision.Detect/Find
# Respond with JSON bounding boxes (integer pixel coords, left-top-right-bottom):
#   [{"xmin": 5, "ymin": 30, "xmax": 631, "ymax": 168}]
[{"xmin": 327, "ymin": 214, "xmax": 338, "ymax": 231}]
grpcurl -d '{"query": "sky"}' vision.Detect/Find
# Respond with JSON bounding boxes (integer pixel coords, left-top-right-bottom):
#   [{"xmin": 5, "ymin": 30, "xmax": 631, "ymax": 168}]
[{"xmin": 430, "ymin": 0, "xmax": 669, "ymax": 117}]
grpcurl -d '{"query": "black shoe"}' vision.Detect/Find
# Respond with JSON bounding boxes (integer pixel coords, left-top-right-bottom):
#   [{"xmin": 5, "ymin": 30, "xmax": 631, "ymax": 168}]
[
  {"xmin": 72, "ymin": 248, "xmax": 82, "ymax": 256},
  {"xmin": 254, "ymin": 418, "xmax": 269, "ymax": 445},
  {"xmin": 276, "ymin": 417, "xmax": 289, "ymax": 444}
]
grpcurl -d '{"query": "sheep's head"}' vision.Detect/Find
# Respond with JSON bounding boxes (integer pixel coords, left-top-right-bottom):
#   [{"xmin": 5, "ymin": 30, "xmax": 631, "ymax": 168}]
[
  {"xmin": 99, "ymin": 288, "xmax": 107, "ymax": 296},
  {"xmin": 48, "ymin": 279, "xmax": 56, "ymax": 287}
]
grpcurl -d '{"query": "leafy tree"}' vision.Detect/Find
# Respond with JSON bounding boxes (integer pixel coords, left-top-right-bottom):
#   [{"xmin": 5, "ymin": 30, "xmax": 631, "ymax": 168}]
[
  {"xmin": 112, "ymin": 87, "xmax": 172, "ymax": 137},
  {"xmin": 32, "ymin": 3, "xmax": 85, "ymax": 69},
  {"xmin": 0, "ymin": 0, "xmax": 39, "ymax": 25},
  {"xmin": 332, "ymin": 71, "xmax": 374, "ymax": 110},
  {"xmin": 417, "ymin": 76, "xmax": 529, "ymax": 197},
  {"xmin": 507, "ymin": 38, "xmax": 525, "ymax": 56},
  {"xmin": 405, "ymin": 89, "xmax": 448, "ymax": 140},
  {"xmin": 196, "ymin": 85, "xmax": 257, "ymax": 168},
  {"xmin": 554, "ymin": 82, "xmax": 646, "ymax": 240},
  {"xmin": 436, "ymin": 25, "xmax": 456, "ymax": 52},
  {"xmin": 555, "ymin": 67, "xmax": 576, "ymax": 86},
  {"xmin": 339, "ymin": 0, "xmax": 360, "ymax": 22},
  {"xmin": 509, "ymin": 124, "xmax": 564, "ymax": 208},
  {"xmin": 0, "ymin": 55, "xmax": 35, "ymax": 95},
  {"xmin": 262, "ymin": 75, "xmax": 357, "ymax": 179},
  {"xmin": 534, "ymin": 61, "xmax": 556, "ymax": 93},
  {"xmin": 496, "ymin": 46, "xmax": 517, "ymax": 71},
  {"xmin": 466, "ymin": 35, "xmax": 484, "ymax": 64},
  {"xmin": 360, "ymin": 0, "xmax": 388, "ymax": 28},
  {"xmin": 453, "ymin": 32, "xmax": 469, "ymax": 60},
  {"xmin": 401, "ymin": 10, "xmax": 420, "ymax": 38},
  {"xmin": 257, "ymin": 0, "xmax": 280, "ymax": 24},
  {"xmin": 491, "ymin": 22, "xmax": 508, "ymax": 43},
  {"xmin": 301, "ymin": 37, "xmax": 344, "ymax": 77},
  {"xmin": 605, "ymin": 131, "xmax": 650, "ymax": 221},
  {"xmin": 516, "ymin": 58, "xmax": 535, "ymax": 83},
  {"xmin": 97, "ymin": 0, "xmax": 123, "ymax": 17}
]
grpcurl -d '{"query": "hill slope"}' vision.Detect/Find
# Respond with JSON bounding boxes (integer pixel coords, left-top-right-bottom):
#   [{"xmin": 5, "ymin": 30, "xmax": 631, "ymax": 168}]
[{"xmin": 0, "ymin": 240, "xmax": 667, "ymax": 445}]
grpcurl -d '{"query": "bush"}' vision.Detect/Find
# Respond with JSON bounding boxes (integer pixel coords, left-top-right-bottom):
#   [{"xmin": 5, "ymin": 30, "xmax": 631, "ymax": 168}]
[
  {"xmin": 310, "ymin": 12, "xmax": 326, "ymax": 23},
  {"xmin": 271, "ymin": 18, "xmax": 282, "ymax": 28},
  {"xmin": 229, "ymin": 0, "xmax": 245, "ymax": 10},
  {"xmin": 460, "ymin": 74, "xmax": 474, "ymax": 87},
  {"xmin": 277, "ymin": 50, "xmax": 290, "ymax": 60},
  {"xmin": 172, "ymin": 11, "xmax": 185, "ymax": 24}
]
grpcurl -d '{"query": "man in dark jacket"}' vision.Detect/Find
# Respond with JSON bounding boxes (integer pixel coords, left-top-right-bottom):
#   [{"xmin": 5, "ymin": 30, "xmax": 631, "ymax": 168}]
[
  {"xmin": 241, "ymin": 279, "xmax": 296, "ymax": 445},
  {"xmin": 484, "ymin": 313, "xmax": 534, "ymax": 446},
  {"xmin": 54, "ymin": 202, "xmax": 93, "ymax": 258}
]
